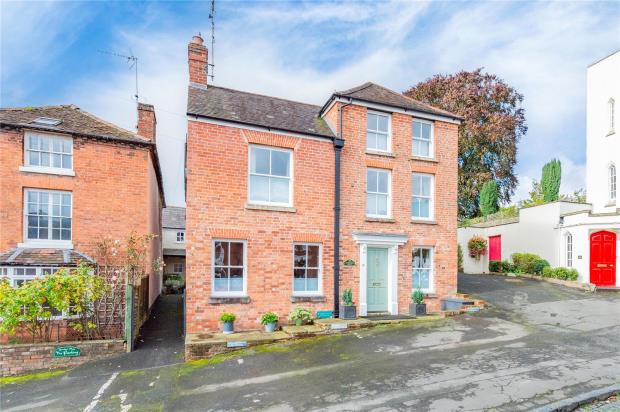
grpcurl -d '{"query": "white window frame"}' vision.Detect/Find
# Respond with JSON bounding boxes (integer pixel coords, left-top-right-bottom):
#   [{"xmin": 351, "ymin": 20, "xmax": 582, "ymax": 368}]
[
  {"xmin": 609, "ymin": 164, "xmax": 616, "ymax": 201},
  {"xmin": 211, "ymin": 239, "xmax": 247, "ymax": 297},
  {"xmin": 412, "ymin": 118, "xmax": 434, "ymax": 158},
  {"xmin": 21, "ymin": 131, "xmax": 75, "ymax": 176},
  {"xmin": 366, "ymin": 110, "xmax": 391, "ymax": 153},
  {"xmin": 412, "ymin": 247, "xmax": 434, "ymax": 293},
  {"xmin": 172, "ymin": 263, "xmax": 184, "ymax": 273},
  {"xmin": 292, "ymin": 243, "xmax": 323, "ymax": 296},
  {"xmin": 565, "ymin": 232, "xmax": 573, "ymax": 268},
  {"xmin": 21, "ymin": 189, "xmax": 73, "ymax": 249},
  {"xmin": 412, "ymin": 173, "xmax": 434, "ymax": 221},
  {"xmin": 366, "ymin": 168, "xmax": 391, "ymax": 218},
  {"xmin": 176, "ymin": 231, "xmax": 185, "ymax": 243},
  {"xmin": 609, "ymin": 98, "xmax": 615, "ymax": 133},
  {"xmin": 247, "ymin": 145, "xmax": 294, "ymax": 207}
]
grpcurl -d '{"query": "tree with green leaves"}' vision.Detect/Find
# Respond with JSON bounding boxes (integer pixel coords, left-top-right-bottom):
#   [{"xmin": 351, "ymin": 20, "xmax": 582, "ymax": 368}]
[
  {"xmin": 541, "ymin": 159, "xmax": 561, "ymax": 202},
  {"xmin": 404, "ymin": 69, "xmax": 527, "ymax": 218},
  {"xmin": 479, "ymin": 180, "xmax": 499, "ymax": 216}
]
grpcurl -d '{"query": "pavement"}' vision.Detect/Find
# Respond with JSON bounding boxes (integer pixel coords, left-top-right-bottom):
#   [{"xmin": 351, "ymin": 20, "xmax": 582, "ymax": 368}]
[{"xmin": 1, "ymin": 274, "xmax": 619, "ymax": 411}]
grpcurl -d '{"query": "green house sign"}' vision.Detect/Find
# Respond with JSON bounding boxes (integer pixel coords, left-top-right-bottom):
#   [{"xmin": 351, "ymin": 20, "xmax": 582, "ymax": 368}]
[
  {"xmin": 343, "ymin": 259, "xmax": 356, "ymax": 267},
  {"xmin": 53, "ymin": 346, "xmax": 81, "ymax": 358}
]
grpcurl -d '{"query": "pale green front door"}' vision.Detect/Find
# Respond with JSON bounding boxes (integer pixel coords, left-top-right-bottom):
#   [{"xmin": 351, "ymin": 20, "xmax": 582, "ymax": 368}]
[{"xmin": 367, "ymin": 247, "xmax": 388, "ymax": 312}]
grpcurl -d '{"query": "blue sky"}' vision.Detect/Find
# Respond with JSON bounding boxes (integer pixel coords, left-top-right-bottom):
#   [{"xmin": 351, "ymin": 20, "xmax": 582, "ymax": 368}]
[{"xmin": 2, "ymin": 0, "xmax": 619, "ymax": 207}]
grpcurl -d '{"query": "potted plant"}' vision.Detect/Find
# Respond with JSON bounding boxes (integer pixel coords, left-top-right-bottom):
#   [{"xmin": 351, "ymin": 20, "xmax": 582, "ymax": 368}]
[
  {"xmin": 340, "ymin": 288, "xmax": 356, "ymax": 319},
  {"xmin": 220, "ymin": 312, "xmax": 236, "ymax": 334},
  {"xmin": 260, "ymin": 312, "xmax": 279, "ymax": 333},
  {"xmin": 288, "ymin": 307, "xmax": 312, "ymax": 326},
  {"xmin": 409, "ymin": 288, "xmax": 426, "ymax": 316}
]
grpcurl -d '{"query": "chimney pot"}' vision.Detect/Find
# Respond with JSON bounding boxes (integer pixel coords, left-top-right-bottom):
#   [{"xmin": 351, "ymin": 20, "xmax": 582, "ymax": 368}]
[{"xmin": 191, "ymin": 34, "xmax": 204, "ymax": 45}]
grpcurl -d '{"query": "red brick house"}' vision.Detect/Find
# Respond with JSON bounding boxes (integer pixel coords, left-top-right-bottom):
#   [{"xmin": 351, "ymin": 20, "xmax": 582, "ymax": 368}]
[
  {"xmin": 0, "ymin": 103, "xmax": 165, "ymax": 312},
  {"xmin": 185, "ymin": 35, "xmax": 461, "ymax": 332}
]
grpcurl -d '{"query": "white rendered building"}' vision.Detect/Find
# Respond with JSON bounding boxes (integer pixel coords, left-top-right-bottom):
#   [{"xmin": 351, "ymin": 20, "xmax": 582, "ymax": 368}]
[{"xmin": 459, "ymin": 51, "xmax": 619, "ymax": 288}]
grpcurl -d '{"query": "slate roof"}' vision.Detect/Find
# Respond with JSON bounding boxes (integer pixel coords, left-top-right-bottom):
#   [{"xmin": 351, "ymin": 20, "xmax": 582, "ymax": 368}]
[
  {"xmin": 0, "ymin": 248, "xmax": 95, "ymax": 266},
  {"xmin": 187, "ymin": 85, "xmax": 335, "ymax": 139},
  {"xmin": 0, "ymin": 105, "xmax": 151, "ymax": 145},
  {"xmin": 162, "ymin": 206, "xmax": 186, "ymax": 229},
  {"xmin": 327, "ymin": 82, "xmax": 463, "ymax": 120}
]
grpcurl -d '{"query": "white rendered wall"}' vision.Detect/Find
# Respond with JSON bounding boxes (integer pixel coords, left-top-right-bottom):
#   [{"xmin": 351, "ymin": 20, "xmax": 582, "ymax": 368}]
[
  {"xmin": 162, "ymin": 228, "xmax": 186, "ymax": 250},
  {"xmin": 586, "ymin": 51, "xmax": 619, "ymax": 213},
  {"xmin": 457, "ymin": 202, "xmax": 591, "ymax": 274}
]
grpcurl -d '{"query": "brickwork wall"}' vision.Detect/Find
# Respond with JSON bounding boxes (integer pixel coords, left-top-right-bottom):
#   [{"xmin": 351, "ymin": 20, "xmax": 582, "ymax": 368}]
[
  {"xmin": 186, "ymin": 121, "xmax": 335, "ymax": 332},
  {"xmin": 330, "ymin": 103, "xmax": 459, "ymax": 313},
  {"xmin": 0, "ymin": 339, "xmax": 125, "ymax": 377},
  {"xmin": 0, "ymin": 128, "xmax": 159, "ymax": 264}
]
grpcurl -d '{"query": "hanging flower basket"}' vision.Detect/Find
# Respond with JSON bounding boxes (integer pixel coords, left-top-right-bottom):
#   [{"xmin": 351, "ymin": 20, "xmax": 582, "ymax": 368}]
[{"xmin": 468, "ymin": 236, "xmax": 488, "ymax": 260}]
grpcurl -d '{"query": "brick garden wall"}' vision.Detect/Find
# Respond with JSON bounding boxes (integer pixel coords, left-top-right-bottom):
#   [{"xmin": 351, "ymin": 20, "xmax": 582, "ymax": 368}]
[{"xmin": 0, "ymin": 339, "xmax": 125, "ymax": 377}]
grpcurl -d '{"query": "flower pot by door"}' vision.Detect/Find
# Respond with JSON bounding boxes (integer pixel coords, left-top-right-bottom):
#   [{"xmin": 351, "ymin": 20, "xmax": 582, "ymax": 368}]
[
  {"xmin": 222, "ymin": 321, "xmax": 234, "ymax": 334},
  {"xmin": 340, "ymin": 305, "xmax": 357, "ymax": 319},
  {"xmin": 409, "ymin": 303, "xmax": 426, "ymax": 316}
]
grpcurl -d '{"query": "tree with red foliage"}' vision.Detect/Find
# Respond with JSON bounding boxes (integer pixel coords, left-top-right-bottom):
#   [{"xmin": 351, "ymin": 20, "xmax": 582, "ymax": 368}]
[{"xmin": 404, "ymin": 69, "xmax": 527, "ymax": 218}]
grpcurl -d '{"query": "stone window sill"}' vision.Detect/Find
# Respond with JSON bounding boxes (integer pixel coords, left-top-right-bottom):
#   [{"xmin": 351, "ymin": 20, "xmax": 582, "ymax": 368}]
[
  {"xmin": 19, "ymin": 165, "xmax": 76, "ymax": 176},
  {"xmin": 411, "ymin": 219, "xmax": 438, "ymax": 225},
  {"xmin": 366, "ymin": 150, "xmax": 396, "ymax": 158},
  {"xmin": 605, "ymin": 202, "xmax": 617, "ymax": 207},
  {"xmin": 245, "ymin": 203, "xmax": 296, "ymax": 213},
  {"xmin": 366, "ymin": 217, "xmax": 396, "ymax": 223},
  {"xmin": 209, "ymin": 296, "xmax": 251, "ymax": 304},
  {"xmin": 290, "ymin": 295, "xmax": 326, "ymax": 303},
  {"xmin": 409, "ymin": 156, "xmax": 438, "ymax": 163}
]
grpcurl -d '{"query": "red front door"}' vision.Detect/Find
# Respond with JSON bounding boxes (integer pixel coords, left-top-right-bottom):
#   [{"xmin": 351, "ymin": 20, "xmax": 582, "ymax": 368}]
[
  {"xmin": 590, "ymin": 231, "xmax": 617, "ymax": 286},
  {"xmin": 489, "ymin": 235, "xmax": 501, "ymax": 262}
]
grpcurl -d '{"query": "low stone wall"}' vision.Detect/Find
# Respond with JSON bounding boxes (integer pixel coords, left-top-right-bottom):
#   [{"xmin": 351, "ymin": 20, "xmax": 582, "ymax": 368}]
[{"xmin": 0, "ymin": 339, "xmax": 125, "ymax": 377}]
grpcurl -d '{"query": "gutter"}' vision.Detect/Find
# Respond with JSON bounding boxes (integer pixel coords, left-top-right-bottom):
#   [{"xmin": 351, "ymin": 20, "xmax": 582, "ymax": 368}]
[{"xmin": 333, "ymin": 99, "xmax": 351, "ymax": 318}]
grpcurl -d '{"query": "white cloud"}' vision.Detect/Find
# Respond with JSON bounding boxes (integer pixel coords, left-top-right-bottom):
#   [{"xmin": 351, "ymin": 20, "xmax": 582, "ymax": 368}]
[{"xmin": 5, "ymin": 1, "xmax": 616, "ymax": 207}]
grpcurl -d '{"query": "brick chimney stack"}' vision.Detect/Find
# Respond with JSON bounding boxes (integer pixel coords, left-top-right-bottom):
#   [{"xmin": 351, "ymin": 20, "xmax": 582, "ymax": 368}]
[
  {"xmin": 188, "ymin": 34, "xmax": 208, "ymax": 86},
  {"xmin": 137, "ymin": 103, "xmax": 156, "ymax": 143}
]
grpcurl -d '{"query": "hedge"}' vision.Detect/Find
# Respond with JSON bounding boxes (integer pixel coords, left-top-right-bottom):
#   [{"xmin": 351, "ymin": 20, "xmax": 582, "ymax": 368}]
[{"xmin": 542, "ymin": 267, "xmax": 579, "ymax": 281}]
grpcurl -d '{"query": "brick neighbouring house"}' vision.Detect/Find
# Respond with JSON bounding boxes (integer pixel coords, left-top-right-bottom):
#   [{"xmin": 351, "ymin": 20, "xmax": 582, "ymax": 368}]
[
  {"xmin": 0, "ymin": 103, "xmax": 165, "ymax": 341},
  {"xmin": 185, "ymin": 35, "xmax": 462, "ymax": 333}
]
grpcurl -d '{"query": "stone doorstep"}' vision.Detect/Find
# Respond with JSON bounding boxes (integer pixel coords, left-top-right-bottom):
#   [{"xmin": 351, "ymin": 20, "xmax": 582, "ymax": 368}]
[{"xmin": 185, "ymin": 314, "xmax": 449, "ymax": 361}]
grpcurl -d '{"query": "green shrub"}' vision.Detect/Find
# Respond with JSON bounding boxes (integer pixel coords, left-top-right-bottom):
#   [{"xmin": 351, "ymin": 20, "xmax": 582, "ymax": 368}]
[
  {"xmin": 501, "ymin": 260, "xmax": 515, "ymax": 273},
  {"xmin": 531, "ymin": 259, "xmax": 550, "ymax": 275},
  {"xmin": 479, "ymin": 180, "xmax": 499, "ymax": 216},
  {"xmin": 220, "ymin": 312, "xmax": 236, "ymax": 323},
  {"xmin": 488, "ymin": 261, "xmax": 502, "ymax": 273},
  {"xmin": 541, "ymin": 267, "xmax": 579, "ymax": 281},
  {"xmin": 288, "ymin": 307, "xmax": 313, "ymax": 322},
  {"xmin": 260, "ymin": 312, "xmax": 278, "ymax": 325},
  {"xmin": 411, "ymin": 288, "xmax": 425, "ymax": 304},
  {"xmin": 511, "ymin": 253, "xmax": 541, "ymax": 274},
  {"xmin": 342, "ymin": 288, "xmax": 354, "ymax": 306},
  {"xmin": 457, "ymin": 244, "xmax": 464, "ymax": 272}
]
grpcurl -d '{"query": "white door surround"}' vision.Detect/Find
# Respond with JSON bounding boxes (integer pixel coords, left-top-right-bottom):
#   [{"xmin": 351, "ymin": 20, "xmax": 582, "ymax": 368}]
[{"xmin": 352, "ymin": 232, "xmax": 408, "ymax": 316}]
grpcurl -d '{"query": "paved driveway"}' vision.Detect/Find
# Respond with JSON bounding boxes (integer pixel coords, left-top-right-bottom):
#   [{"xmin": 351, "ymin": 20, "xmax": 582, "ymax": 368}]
[{"xmin": 1, "ymin": 275, "xmax": 619, "ymax": 411}]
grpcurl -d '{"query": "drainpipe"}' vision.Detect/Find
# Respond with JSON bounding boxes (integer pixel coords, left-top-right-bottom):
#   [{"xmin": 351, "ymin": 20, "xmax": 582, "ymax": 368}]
[{"xmin": 334, "ymin": 99, "xmax": 351, "ymax": 318}]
